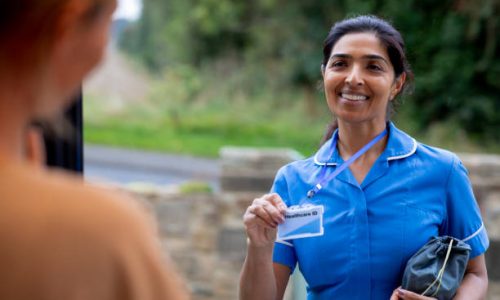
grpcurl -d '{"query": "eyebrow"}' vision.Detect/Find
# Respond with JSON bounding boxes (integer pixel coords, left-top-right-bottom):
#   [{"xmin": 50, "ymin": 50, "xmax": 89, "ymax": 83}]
[{"xmin": 329, "ymin": 53, "xmax": 389, "ymax": 65}]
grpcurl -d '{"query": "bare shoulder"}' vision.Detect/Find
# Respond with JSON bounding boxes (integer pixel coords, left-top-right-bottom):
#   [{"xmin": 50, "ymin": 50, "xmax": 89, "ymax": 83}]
[
  {"xmin": 0, "ymin": 163, "xmax": 192, "ymax": 300},
  {"xmin": 0, "ymin": 164, "xmax": 157, "ymax": 244}
]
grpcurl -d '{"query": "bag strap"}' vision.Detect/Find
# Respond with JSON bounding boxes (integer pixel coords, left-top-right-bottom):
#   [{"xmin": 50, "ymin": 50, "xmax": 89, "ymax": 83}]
[{"xmin": 421, "ymin": 238, "xmax": 454, "ymax": 297}]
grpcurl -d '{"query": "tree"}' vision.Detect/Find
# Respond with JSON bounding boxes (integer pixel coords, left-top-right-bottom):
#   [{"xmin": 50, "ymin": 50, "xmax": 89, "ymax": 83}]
[{"xmin": 120, "ymin": 0, "xmax": 500, "ymax": 140}]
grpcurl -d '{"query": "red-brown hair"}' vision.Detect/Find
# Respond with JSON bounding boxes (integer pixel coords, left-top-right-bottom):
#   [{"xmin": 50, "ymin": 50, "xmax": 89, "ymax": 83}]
[{"xmin": 0, "ymin": 0, "xmax": 108, "ymax": 71}]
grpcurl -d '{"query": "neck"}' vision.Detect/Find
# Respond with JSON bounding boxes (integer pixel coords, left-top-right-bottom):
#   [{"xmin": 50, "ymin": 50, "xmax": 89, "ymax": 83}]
[
  {"xmin": 336, "ymin": 120, "xmax": 388, "ymax": 158},
  {"xmin": 0, "ymin": 76, "xmax": 36, "ymax": 164}
]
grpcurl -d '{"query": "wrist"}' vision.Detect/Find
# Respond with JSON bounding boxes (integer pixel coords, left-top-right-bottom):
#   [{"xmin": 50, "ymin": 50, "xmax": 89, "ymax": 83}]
[{"xmin": 247, "ymin": 238, "xmax": 274, "ymax": 256}]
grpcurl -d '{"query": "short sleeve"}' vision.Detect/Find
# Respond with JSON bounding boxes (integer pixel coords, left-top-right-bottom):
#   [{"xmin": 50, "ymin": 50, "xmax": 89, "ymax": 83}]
[
  {"xmin": 270, "ymin": 167, "xmax": 298, "ymax": 273},
  {"xmin": 442, "ymin": 155, "xmax": 489, "ymax": 258},
  {"xmin": 273, "ymin": 241, "xmax": 297, "ymax": 273}
]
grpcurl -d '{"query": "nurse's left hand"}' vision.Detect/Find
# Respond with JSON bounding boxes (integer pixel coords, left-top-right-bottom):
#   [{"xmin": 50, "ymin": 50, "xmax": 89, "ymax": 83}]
[{"xmin": 390, "ymin": 287, "xmax": 437, "ymax": 300}]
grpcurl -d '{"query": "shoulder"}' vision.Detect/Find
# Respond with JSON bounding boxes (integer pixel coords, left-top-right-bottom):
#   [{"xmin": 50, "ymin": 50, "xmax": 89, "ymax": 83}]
[
  {"xmin": 1, "ymin": 164, "xmax": 155, "ymax": 245},
  {"xmin": 389, "ymin": 123, "xmax": 460, "ymax": 173},
  {"xmin": 413, "ymin": 142, "xmax": 461, "ymax": 173},
  {"xmin": 0, "ymin": 164, "xmax": 189, "ymax": 299}
]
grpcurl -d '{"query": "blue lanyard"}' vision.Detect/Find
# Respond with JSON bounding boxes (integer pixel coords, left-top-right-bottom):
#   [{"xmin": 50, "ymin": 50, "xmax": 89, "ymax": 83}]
[{"xmin": 306, "ymin": 128, "xmax": 388, "ymax": 198}]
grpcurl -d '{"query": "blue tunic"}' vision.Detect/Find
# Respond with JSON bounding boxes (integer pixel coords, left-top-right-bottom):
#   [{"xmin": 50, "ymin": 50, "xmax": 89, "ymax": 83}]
[{"xmin": 272, "ymin": 122, "xmax": 489, "ymax": 300}]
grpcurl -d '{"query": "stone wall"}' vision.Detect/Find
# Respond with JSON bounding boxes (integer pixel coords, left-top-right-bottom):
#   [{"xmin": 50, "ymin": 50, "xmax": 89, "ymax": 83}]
[
  {"xmin": 459, "ymin": 154, "xmax": 500, "ymax": 300},
  {"xmin": 124, "ymin": 149, "xmax": 500, "ymax": 300}
]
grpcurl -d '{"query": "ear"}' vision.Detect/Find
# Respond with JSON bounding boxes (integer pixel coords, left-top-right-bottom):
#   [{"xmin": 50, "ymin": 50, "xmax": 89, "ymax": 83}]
[
  {"xmin": 390, "ymin": 72, "xmax": 406, "ymax": 101},
  {"xmin": 321, "ymin": 64, "xmax": 325, "ymax": 78}
]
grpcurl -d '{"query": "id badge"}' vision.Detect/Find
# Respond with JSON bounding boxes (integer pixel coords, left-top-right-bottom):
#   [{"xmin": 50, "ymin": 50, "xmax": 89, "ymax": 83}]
[{"xmin": 277, "ymin": 204, "xmax": 324, "ymax": 240}]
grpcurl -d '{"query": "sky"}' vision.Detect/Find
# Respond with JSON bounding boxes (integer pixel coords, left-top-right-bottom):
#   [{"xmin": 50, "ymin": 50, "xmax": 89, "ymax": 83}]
[{"xmin": 113, "ymin": 0, "xmax": 142, "ymax": 21}]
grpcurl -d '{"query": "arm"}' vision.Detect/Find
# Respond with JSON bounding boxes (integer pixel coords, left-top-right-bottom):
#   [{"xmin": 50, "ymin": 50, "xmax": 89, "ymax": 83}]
[
  {"xmin": 239, "ymin": 244, "xmax": 291, "ymax": 300},
  {"xmin": 239, "ymin": 194, "xmax": 289, "ymax": 300},
  {"xmin": 453, "ymin": 255, "xmax": 488, "ymax": 300},
  {"xmin": 444, "ymin": 157, "xmax": 489, "ymax": 299}
]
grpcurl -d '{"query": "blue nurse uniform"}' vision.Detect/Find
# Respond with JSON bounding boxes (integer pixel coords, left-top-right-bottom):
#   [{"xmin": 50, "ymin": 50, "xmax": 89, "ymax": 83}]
[{"xmin": 271, "ymin": 122, "xmax": 489, "ymax": 300}]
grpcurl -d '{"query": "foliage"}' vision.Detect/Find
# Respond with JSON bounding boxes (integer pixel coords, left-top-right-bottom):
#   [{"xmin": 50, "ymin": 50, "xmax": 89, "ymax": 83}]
[
  {"xmin": 179, "ymin": 181, "xmax": 213, "ymax": 194},
  {"xmin": 120, "ymin": 0, "xmax": 500, "ymax": 143}
]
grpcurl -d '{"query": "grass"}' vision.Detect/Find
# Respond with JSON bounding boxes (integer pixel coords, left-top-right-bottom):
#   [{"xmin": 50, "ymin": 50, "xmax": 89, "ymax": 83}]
[{"xmin": 84, "ymin": 98, "xmax": 329, "ymax": 157}]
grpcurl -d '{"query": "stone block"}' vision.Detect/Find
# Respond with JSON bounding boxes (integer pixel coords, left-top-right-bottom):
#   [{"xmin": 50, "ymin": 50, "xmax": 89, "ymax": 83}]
[
  {"xmin": 219, "ymin": 147, "xmax": 303, "ymax": 193},
  {"xmin": 483, "ymin": 193, "xmax": 500, "ymax": 239},
  {"xmin": 486, "ymin": 239, "xmax": 500, "ymax": 281},
  {"xmin": 459, "ymin": 153, "xmax": 500, "ymax": 178},
  {"xmin": 220, "ymin": 173, "xmax": 275, "ymax": 192},
  {"xmin": 487, "ymin": 281, "xmax": 500, "ymax": 300},
  {"xmin": 155, "ymin": 201, "xmax": 193, "ymax": 237},
  {"xmin": 217, "ymin": 226, "xmax": 247, "ymax": 262},
  {"xmin": 213, "ymin": 260, "xmax": 242, "ymax": 300},
  {"xmin": 220, "ymin": 147, "xmax": 303, "ymax": 171}
]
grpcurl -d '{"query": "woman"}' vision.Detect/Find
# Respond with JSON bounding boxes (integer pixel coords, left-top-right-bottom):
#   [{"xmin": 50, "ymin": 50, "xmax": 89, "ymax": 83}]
[
  {"xmin": 239, "ymin": 15, "xmax": 488, "ymax": 300},
  {"xmin": 0, "ymin": 1, "xmax": 188, "ymax": 299}
]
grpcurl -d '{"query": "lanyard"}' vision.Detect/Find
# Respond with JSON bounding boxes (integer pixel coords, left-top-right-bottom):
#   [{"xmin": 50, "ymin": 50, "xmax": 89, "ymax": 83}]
[{"xmin": 306, "ymin": 128, "xmax": 388, "ymax": 199}]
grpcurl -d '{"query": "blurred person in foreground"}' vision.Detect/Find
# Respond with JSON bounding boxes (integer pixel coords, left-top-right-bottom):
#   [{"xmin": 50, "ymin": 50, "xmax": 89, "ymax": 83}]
[
  {"xmin": 239, "ymin": 15, "xmax": 488, "ymax": 300},
  {"xmin": 0, "ymin": 0, "xmax": 189, "ymax": 299}
]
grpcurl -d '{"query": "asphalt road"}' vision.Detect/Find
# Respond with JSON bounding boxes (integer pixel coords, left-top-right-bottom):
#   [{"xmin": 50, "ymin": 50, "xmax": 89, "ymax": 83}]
[{"xmin": 83, "ymin": 145, "xmax": 220, "ymax": 188}]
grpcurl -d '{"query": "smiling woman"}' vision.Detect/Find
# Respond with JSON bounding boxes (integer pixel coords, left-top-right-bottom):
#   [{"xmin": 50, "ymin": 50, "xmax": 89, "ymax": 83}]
[
  {"xmin": 323, "ymin": 32, "xmax": 405, "ymax": 136},
  {"xmin": 239, "ymin": 15, "xmax": 489, "ymax": 300}
]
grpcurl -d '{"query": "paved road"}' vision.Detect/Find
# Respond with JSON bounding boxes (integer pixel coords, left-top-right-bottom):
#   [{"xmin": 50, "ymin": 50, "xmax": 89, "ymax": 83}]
[{"xmin": 83, "ymin": 145, "xmax": 220, "ymax": 189}]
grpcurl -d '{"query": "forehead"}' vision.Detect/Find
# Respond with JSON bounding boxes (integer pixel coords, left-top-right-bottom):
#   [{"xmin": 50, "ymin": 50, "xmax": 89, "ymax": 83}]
[{"xmin": 331, "ymin": 32, "xmax": 389, "ymax": 60}]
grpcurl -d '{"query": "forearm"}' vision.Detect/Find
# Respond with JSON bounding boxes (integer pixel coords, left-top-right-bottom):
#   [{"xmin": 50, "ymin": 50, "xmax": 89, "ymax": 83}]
[
  {"xmin": 239, "ymin": 244, "xmax": 277, "ymax": 300},
  {"xmin": 453, "ymin": 272, "xmax": 488, "ymax": 300}
]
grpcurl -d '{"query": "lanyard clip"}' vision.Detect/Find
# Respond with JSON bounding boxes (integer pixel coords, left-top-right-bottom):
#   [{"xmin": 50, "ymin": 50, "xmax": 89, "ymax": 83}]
[{"xmin": 307, "ymin": 190, "xmax": 315, "ymax": 198}]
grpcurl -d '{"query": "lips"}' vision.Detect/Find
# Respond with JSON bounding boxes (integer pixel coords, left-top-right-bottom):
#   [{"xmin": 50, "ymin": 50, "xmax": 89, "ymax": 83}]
[{"xmin": 339, "ymin": 93, "xmax": 369, "ymax": 101}]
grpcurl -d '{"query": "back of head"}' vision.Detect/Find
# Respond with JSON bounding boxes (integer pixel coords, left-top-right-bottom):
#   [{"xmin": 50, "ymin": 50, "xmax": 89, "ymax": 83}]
[
  {"xmin": 0, "ymin": 0, "xmax": 110, "ymax": 70},
  {"xmin": 0, "ymin": 0, "xmax": 115, "ymax": 120},
  {"xmin": 0, "ymin": 1, "xmax": 64, "ymax": 70}
]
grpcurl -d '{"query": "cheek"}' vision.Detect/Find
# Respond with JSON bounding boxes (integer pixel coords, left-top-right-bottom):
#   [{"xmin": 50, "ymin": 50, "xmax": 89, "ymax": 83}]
[
  {"xmin": 370, "ymin": 78, "xmax": 393, "ymax": 98},
  {"xmin": 323, "ymin": 74, "xmax": 342, "ymax": 96},
  {"xmin": 323, "ymin": 80, "xmax": 338, "ymax": 114}
]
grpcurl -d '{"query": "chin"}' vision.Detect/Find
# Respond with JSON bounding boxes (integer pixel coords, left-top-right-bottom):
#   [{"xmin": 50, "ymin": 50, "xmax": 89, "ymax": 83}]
[{"xmin": 335, "ymin": 112, "xmax": 366, "ymax": 123}]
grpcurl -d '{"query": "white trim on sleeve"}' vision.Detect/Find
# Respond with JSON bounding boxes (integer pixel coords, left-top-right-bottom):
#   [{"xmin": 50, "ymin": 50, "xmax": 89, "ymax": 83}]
[
  {"xmin": 461, "ymin": 223, "xmax": 485, "ymax": 242},
  {"xmin": 276, "ymin": 240, "xmax": 294, "ymax": 247}
]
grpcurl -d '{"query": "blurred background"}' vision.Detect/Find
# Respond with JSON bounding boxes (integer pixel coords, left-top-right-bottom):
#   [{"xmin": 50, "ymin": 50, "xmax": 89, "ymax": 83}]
[
  {"xmin": 84, "ymin": 0, "xmax": 499, "ymax": 158},
  {"xmin": 82, "ymin": 0, "xmax": 500, "ymax": 299}
]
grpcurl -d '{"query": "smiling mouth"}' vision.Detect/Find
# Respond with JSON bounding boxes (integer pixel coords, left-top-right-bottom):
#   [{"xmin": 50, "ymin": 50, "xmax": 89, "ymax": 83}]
[
  {"xmin": 339, "ymin": 93, "xmax": 369, "ymax": 101},
  {"xmin": 338, "ymin": 93, "xmax": 370, "ymax": 101}
]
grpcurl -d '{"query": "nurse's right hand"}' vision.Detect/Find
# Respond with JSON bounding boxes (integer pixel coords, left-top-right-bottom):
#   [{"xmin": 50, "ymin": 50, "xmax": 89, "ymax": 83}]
[{"xmin": 243, "ymin": 193, "xmax": 287, "ymax": 248}]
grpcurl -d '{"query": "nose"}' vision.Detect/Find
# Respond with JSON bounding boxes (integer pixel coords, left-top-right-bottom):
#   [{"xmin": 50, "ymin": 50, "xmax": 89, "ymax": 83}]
[{"xmin": 345, "ymin": 65, "xmax": 363, "ymax": 86}]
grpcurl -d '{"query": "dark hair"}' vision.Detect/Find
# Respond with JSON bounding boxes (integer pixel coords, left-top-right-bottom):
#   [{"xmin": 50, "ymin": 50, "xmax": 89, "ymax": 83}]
[{"xmin": 320, "ymin": 15, "xmax": 414, "ymax": 145}]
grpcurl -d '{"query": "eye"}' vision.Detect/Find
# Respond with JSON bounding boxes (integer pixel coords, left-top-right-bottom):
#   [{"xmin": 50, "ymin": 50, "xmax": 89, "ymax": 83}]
[
  {"xmin": 367, "ymin": 63, "xmax": 383, "ymax": 72},
  {"xmin": 329, "ymin": 60, "xmax": 347, "ymax": 69}
]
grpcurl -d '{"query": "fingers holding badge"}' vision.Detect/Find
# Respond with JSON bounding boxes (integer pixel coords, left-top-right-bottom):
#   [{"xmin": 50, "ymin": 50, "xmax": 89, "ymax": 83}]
[{"xmin": 243, "ymin": 193, "xmax": 288, "ymax": 248}]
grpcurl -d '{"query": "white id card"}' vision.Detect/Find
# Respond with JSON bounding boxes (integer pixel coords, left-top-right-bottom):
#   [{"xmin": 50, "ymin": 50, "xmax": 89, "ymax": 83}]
[{"xmin": 277, "ymin": 204, "xmax": 324, "ymax": 240}]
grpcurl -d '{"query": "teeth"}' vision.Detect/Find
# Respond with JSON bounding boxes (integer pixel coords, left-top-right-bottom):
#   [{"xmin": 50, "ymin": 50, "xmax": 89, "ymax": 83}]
[{"xmin": 341, "ymin": 93, "xmax": 368, "ymax": 101}]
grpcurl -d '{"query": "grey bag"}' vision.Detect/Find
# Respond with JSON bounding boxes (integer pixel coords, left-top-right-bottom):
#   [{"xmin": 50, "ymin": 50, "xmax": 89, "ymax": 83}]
[{"xmin": 401, "ymin": 236, "xmax": 471, "ymax": 300}]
